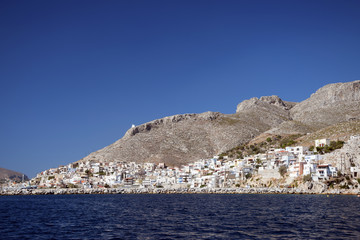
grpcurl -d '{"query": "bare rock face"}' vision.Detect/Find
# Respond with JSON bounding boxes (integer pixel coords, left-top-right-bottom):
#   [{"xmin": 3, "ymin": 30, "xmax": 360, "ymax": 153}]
[
  {"xmin": 236, "ymin": 95, "xmax": 296, "ymax": 112},
  {"xmin": 237, "ymin": 95, "xmax": 287, "ymax": 112},
  {"xmin": 322, "ymin": 136, "xmax": 360, "ymax": 174},
  {"xmin": 124, "ymin": 112, "xmax": 220, "ymax": 138},
  {"xmin": 235, "ymin": 95, "xmax": 293, "ymax": 130},
  {"xmin": 79, "ymin": 108, "xmax": 291, "ymax": 167},
  {"xmin": 290, "ymin": 80, "xmax": 360, "ymax": 129}
]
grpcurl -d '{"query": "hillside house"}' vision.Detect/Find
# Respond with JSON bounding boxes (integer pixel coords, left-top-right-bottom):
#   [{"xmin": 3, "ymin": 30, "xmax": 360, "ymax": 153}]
[
  {"xmin": 304, "ymin": 155, "xmax": 323, "ymax": 164},
  {"xmin": 281, "ymin": 155, "xmax": 296, "ymax": 166},
  {"xmin": 286, "ymin": 146, "xmax": 309, "ymax": 156},
  {"xmin": 303, "ymin": 162, "xmax": 317, "ymax": 176},
  {"xmin": 350, "ymin": 167, "xmax": 360, "ymax": 178},
  {"xmin": 313, "ymin": 164, "xmax": 336, "ymax": 181},
  {"xmin": 315, "ymin": 139, "xmax": 330, "ymax": 148}
]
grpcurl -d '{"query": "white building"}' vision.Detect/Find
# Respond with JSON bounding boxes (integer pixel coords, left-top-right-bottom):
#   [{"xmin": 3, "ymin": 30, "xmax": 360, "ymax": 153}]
[
  {"xmin": 313, "ymin": 164, "xmax": 333, "ymax": 181},
  {"xmin": 304, "ymin": 155, "xmax": 322, "ymax": 164},
  {"xmin": 350, "ymin": 167, "xmax": 360, "ymax": 178},
  {"xmin": 315, "ymin": 139, "xmax": 330, "ymax": 148},
  {"xmin": 286, "ymin": 146, "xmax": 309, "ymax": 156},
  {"xmin": 209, "ymin": 175, "xmax": 219, "ymax": 188},
  {"xmin": 303, "ymin": 163, "xmax": 317, "ymax": 176},
  {"xmin": 329, "ymin": 166, "xmax": 337, "ymax": 177},
  {"xmin": 281, "ymin": 155, "xmax": 296, "ymax": 166}
]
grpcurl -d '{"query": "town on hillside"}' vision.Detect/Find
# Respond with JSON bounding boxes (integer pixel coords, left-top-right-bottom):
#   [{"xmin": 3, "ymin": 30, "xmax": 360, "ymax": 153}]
[{"xmin": 2, "ymin": 136, "xmax": 360, "ymax": 193}]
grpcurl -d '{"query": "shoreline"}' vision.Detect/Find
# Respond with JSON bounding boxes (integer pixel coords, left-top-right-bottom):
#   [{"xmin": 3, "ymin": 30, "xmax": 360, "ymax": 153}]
[{"xmin": 1, "ymin": 187, "xmax": 359, "ymax": 196}]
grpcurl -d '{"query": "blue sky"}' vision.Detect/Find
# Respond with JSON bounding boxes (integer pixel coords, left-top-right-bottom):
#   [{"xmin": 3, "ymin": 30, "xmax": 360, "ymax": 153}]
[{"xmin": 1, "ymin": 0, "xmax": 360, "ymax": 178}]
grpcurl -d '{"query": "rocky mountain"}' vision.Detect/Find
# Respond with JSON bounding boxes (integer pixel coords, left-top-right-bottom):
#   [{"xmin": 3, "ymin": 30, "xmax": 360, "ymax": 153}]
[
  {"xmin": 77, "ymin": 80, "xmax": 359, "ymax": 167},
  {"xmin": 236, "ymin": 95, "xmax": 296, "ymax": 112},
  {"xmin": 0, "ymin": 167, "xmax": 29, "ymax": 183},
  {"xmin": 258, "ymin": 80, "xmax": 360, "ymax": 137},
  {"xmin": 79, "ymin": 110, "xmax": 291, "ymax": 167},
  {"xmin": 290, "ymin": 80, "xmax": 360, "ymax": 129}
]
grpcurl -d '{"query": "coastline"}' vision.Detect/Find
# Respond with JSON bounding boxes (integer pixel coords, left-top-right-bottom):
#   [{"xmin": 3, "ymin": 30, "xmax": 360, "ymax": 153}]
[{"xmin": 1, "ymin": 187, "xmax": 359, "ymax": 196}]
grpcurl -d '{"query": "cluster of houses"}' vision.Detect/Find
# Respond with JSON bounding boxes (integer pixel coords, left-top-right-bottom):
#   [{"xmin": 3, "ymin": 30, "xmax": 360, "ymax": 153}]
[{"xmin": 26, "ymin": 138, "xmax": 359, "ymax": 190}]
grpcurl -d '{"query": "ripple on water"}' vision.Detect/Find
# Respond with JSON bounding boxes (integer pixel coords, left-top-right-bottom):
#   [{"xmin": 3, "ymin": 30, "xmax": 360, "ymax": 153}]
[{"xmin": 0, "ymin": 194, "xmax": 360, "ymax": 239}]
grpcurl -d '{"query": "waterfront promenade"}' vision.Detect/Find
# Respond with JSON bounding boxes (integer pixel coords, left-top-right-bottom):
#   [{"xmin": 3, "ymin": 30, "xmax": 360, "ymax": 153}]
[{"xmin": 1, "ymin": 187, "xmax": 359, "ymax": 196}]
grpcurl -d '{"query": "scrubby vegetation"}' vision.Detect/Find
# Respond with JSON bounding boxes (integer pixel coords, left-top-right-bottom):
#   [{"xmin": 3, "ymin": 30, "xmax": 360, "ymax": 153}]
[
  {"xmin": 315, "ymin": 140, "xmax": 344, "ymax": 154},
  {"xmin": 279, "ymin": 165, "xmax": 287, "ymax": 177},
  {"xmin": 218, "ymin": 134, "xmax": 304, "ymax": 159},
  {"xmin": 279, "ymin": 134, "xmax": 303, "ymax": 148},
  {"xmin": 303, "ymin": 174, "xmax": 312, "ymax": 182}
]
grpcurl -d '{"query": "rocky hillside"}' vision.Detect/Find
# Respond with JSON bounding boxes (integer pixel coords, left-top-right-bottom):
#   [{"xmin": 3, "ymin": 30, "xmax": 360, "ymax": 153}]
[
  {"xmin": 0, "ymin": 167, "xmax": 29, "ymax": 183},
  {"xmin": 79, "ymin": 108, "xmax": 291, "ymax": 167},
  {"xmin": 76, "ymin": 80, "xmax": 359, "ymax": 168},
  {"xmin": 322, "ymin": 136, "xmax": 360, "ymax": 174},
  {"xmin": 297, "ymin": 120, "xmax": 360, "ymax": 146},
  {"xmin": 252, "ymin": 80, "xmax": 360, "ymax": 140},
  {"xmin": 290, "ymin": 80, "xmax": 360, "ymax": 129},
  {"xmin": 251, "ymin": 120, "xmax": 360, "ymax": 147}
]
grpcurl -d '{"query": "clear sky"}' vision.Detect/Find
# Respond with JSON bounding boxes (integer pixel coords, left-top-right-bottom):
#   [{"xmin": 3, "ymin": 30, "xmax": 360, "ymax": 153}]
[{"xmin": 1, "ymin": 0, "xmax": 360, "ymax": 178}]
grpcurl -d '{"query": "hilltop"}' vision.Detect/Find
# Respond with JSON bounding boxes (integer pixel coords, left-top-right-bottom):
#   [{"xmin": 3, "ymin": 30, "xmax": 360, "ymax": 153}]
[{"xmin": 290, "ymin": 80, "xmax": 360, "ymax": 129}]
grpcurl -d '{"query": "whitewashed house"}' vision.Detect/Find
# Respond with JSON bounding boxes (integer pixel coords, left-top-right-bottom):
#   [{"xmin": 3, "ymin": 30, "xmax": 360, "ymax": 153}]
[
  {"xmin": 304, "ymin": 155, "xmax": 323, "ymax": 164},
  {"xmin": 350, "ymin": 167, "xmax": 360, "ymax": 178},
  {"xmin": 286, "ymin": 146, "xmax": 309, "ymax": 156},
  {"xmin": 281, "ymin": 155, "xmax": 296, "ymax": 166},
  {"xmin": 315, "ymin": 139, "xmax": 330, "ymax": 148},
  {"xmin": 313, "ymin": 164, "xmax": 332, "ymax": 181},
  {"xmin": 303, "ymin": 163, "xmax": 317, "ymax": 176}
]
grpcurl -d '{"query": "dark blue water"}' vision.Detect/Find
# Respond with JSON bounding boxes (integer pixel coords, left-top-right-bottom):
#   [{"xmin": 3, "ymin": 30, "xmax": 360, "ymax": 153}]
[{"xmin": 0, "ymin": 194, "xmax": 359, "ymax": 239}]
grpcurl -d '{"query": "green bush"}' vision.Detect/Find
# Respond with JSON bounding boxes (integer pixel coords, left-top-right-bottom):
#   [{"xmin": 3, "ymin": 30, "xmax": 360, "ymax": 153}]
[
  {"xmin": 245, "ymin": 173, "xmax": 252, "ymax": 179},
  {"xmin": 330, "ymin": 140, "xmax": 344, "ymax": 150},
  {"xmin": 316, "ymin": 146, "xmax": 324, "ymax": 154},
  {"xmin": 317, "ymin": 141, "xmax": 344, "ymax": 154},
  {"xmin": 303, "ymin": 174, "xmax": 312, "ymax": 182},
  {"xmin": 67, "ymin": 183, "xmax": 78, "ymax": 188},
  {"xmin": 279, "ymin": 165, "xmax": 287, "ymax": 177}
]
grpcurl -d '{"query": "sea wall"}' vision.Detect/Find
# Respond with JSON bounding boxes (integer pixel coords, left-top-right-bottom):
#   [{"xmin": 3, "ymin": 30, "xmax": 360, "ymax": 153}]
[{"xmin": 1, "ymin": 187, "xmax": 359, "ymax": 196}]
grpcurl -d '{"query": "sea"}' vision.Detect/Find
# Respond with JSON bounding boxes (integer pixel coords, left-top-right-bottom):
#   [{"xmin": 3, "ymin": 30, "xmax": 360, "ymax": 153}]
[{"xmin": 0, "ymin": 194, "xmax": 359, "ymax": 239}]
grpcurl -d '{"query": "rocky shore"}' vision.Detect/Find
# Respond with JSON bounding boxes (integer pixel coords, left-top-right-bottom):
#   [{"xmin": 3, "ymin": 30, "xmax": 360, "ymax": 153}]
[{"xmin": 1, "ymin": 187, "xmax": 359, "ymax": 196}]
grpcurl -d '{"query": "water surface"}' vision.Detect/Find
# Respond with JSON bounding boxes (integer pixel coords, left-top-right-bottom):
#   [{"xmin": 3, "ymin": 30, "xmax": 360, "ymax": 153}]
[{"xmin": 1, "ymin": 194, "xmax": 359, "ymax": 239}]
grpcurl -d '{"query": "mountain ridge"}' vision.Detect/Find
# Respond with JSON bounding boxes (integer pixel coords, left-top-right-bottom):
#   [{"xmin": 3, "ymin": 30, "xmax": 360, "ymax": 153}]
[
  {"xmin": 73, "ymin": 80, "xmax": 360, "ymax": 167},
  {"xmin": 0, "ymin": 167, "xmax": 29, "ymax": 182}
]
